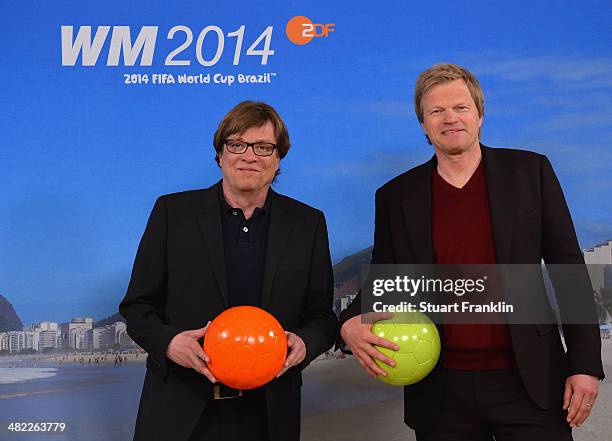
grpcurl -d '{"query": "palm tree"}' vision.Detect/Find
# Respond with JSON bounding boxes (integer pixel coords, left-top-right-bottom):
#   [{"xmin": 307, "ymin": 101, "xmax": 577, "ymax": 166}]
[{"xmin": 594, "ymin": 286, "xmax": 612, "ymax": 325}]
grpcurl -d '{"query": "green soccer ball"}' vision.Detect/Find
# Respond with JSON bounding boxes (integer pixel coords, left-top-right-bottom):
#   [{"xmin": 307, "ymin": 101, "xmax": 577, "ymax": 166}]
[{"xmin": 372, "ymin": 312, "xmax": 441, "ymax": 386}]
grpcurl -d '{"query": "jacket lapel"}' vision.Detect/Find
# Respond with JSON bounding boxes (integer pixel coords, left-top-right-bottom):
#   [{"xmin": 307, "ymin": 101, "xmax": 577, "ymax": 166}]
[
  {"xmin": 261, "ymin": 190, "xmax": 292, "ymax": 308},
  {"xmin": 197, "ymin": 183, "xmax": 229, "ymax": 306},
  {"xmin": 401, "ymin": 158, "xmax": 436, "ymax": 263},
  {"xmin": 482, "ymin": 145, "xmax": 518, "ymax": 264}
]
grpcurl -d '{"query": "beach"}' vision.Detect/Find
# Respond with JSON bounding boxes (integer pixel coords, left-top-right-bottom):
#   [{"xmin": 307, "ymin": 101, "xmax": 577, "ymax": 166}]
[
  {"xmin": 0, "ymin": 340, "xmax": 609, "ymax": 440},
  {"xmin": 301, "ymin": 339, "xmax": 612, "ymax": 441}
]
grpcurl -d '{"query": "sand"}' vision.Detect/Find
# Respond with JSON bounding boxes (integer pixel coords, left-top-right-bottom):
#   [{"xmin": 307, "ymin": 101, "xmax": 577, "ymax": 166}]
[{"xmin": 301, "ymin": 339, "xmax": 612, "ymax": 441}]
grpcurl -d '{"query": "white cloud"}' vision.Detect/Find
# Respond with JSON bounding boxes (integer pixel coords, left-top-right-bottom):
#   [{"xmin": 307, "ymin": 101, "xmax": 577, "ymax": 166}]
[
  {"xmin": 299, "ymin": 149, "xmax": 431, "ymax": 178},
  {"xmin": 467, "ymin": 55, "xmax": 612, "ymax": 87}
]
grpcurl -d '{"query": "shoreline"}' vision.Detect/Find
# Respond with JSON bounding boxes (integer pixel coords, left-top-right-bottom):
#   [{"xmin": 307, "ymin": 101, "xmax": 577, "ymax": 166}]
[{"xmin": 0, "ymin": 351, "xmax": 147, "ymax": 368}]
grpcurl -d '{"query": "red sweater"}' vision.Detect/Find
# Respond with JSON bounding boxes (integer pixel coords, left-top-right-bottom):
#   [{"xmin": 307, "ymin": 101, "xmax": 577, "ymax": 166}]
[{"xmin": 432, "ymin": 161, "xmax": 515, "ymax": 370}]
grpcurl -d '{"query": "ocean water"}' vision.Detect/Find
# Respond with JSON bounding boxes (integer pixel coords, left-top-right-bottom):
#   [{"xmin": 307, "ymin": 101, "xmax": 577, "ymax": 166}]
[
  {"xmin": 0, "ymin": 360, "xmax": 400, "ymax": 441},
  {"xmin": 0, "ymin": 363, "xmax": 144, "ymax": 441}
]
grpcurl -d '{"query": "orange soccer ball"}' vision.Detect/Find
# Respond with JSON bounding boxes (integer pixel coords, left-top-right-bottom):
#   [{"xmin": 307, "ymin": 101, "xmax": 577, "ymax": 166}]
[{"xmin": 203, "ymin": 306, "xmax": 287, "ymax": 390}]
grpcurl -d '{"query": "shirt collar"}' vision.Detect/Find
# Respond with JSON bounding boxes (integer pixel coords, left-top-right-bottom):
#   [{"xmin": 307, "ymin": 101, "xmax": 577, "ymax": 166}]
[{"xmin": 217, "ymin": 181, "xmax": 271, "ymax": 216}]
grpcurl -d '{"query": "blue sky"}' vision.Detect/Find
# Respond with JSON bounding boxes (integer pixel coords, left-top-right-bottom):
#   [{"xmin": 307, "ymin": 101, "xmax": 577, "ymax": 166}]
[{"xmin": 1, "ymin": 1, "xmax": 611, "ymax": 325}]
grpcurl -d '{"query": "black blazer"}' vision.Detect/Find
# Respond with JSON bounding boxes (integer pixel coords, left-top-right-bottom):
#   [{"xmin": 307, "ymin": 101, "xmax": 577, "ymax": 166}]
[
  {"xmin": 339, "ymin": 145, "xmax": 604, "ymax": 432},
  {"xmin": 120, "ymin": 183, "xmax": 338, "ymax": 441}
]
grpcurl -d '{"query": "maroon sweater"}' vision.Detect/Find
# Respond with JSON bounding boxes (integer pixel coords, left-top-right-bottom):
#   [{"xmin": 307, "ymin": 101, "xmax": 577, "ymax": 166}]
[{"xmin": 432, "ymin": 161, "xmax": 515, "ymax": 370}]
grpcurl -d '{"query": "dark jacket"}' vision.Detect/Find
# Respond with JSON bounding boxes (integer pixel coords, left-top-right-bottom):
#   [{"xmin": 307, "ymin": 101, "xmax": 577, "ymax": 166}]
[
  {"xmin": 120, "ymin": 184, "xmax": 338, "ymax": 441},
  {"xmin": 339, "ymin": 145, "xmax": 604, "ymax": 432}
]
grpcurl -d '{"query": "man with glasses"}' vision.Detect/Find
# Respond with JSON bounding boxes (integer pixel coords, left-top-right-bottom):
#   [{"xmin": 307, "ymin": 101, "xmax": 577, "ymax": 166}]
[{"xmin": 120, "ymin": 101, "xmax": 337, "ymax": 441}]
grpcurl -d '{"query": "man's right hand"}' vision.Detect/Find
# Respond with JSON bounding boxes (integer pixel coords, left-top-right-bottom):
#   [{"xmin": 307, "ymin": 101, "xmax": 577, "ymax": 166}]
[
  {"xmin": 340, "ymin": 313, "xmax": 400, "ymax": 378},
  {"xmin": 166, "ymin": 322, "xmax": 217, "ymax": 383}
]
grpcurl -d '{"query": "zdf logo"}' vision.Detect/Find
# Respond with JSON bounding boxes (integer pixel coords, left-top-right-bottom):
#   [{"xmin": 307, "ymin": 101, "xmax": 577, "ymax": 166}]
[{"xmin": 286, "ymin": 16, "xmax": 335, "ymax": 45}]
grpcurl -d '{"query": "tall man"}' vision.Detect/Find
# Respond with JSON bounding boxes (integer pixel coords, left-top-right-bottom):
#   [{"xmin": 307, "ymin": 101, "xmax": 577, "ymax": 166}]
[
  {"xmin": 120, "ymin": 101, "xmax": 337, "ymax": 441},
  {"xmin": 339, "ymin": 64, "xmax": 604, "ymax": 440}
]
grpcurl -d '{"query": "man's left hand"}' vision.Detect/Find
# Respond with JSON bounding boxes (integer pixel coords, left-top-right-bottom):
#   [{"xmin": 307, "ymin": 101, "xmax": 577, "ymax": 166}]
[
  {"xmin": 276, "ymin": 332, "xmax": 306, "ymax": 377},
  {"xmin": 564, "ymin": 374, "xmax": 599, "ymax": 428}
]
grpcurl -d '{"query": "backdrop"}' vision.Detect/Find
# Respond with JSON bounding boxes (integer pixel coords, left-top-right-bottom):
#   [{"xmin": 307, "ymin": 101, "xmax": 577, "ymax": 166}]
[{"xmin": 1, "ymin": 1, "xmax": 611, "ymax": 440}]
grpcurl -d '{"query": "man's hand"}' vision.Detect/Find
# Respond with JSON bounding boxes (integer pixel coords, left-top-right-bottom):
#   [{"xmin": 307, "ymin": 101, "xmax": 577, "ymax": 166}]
[
  {"xmin": 564, "ymin": 374, "xmax": 599, "ymax": 428},
  {"xmin": 276, "ymin": 332, "xmax": 306, "ymax": 377},
  {"xmin": 166, "ymin": 322, "xmax": 217, "ymax": 383},
  {"xmin": 339, "ymin": 312, "xmax": 399, "ymax": 378}
]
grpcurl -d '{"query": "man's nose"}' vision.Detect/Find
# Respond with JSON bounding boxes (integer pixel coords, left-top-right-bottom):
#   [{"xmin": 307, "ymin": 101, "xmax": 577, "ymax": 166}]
[
  {"xmin": 241, "ymin": 145, "xmax": 258, "ymax": 161},
  {"xmin": 443, "ymin": 110, "xmax": 460, "ymax": 123}
]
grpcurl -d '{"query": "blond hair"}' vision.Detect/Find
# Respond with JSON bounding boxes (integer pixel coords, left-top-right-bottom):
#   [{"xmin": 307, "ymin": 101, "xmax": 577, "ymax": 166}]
[{"xmin": 414, "ymin": 63, "xmax": 485, "ymax": 127}]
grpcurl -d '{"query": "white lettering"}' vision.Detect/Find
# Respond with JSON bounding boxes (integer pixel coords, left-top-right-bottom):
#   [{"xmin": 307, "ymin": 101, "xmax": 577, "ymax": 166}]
[
  {"xmin": 61, "ymin": 25, "xmax": 110, "ymax": 66},
  {"xmin": 107, "ymin": 26, "xmax": 158, "ymax": 66}
]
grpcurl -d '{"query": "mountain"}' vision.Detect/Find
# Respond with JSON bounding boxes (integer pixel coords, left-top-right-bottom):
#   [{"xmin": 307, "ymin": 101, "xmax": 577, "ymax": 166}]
[
  {"xmin": 333, "ymin": 246, "xmax": 372, "ymax": 299},
  {"xmin": 0, "ymin": 295, "xmax": 24, "ymax": 332},
  {"xmin": 94, "ymin": 312, "xmax": 126, "ymax": 328}
]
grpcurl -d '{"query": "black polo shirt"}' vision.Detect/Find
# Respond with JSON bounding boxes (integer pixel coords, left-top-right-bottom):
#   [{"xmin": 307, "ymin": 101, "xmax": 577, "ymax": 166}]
[{"xmin": 218, "ymin": 183, "xmax": 271, "ymax": 307}]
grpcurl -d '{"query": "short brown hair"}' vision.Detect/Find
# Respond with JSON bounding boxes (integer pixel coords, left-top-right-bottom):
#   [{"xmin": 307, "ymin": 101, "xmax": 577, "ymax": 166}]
[
  {"xmin": 414, "ymin": 63, "xmax": 485, "ymax": 126},
  {"xmin": 213, "ymin": 101, "xmax": 290, "ymax": 165}
]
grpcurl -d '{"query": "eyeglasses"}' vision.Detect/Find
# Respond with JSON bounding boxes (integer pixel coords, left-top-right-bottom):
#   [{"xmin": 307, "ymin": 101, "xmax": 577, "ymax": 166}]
[{"xmin": 224, "ymin": 140, "xmax": 277, "ymax": 156}]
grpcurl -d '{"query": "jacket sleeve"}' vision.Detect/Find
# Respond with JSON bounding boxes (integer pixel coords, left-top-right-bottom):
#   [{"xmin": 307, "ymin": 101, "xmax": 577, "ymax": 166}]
[
  {"xmin": 291, "ymin": 212, "xmax": 338, "ymax": 367},
  {"xmin": 540, "ymin": 155, "xmax": 604, "ymax": 379},
  {"xmin": 119, "ymin": 197, "xmax": 180, "ymax": 378}
]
